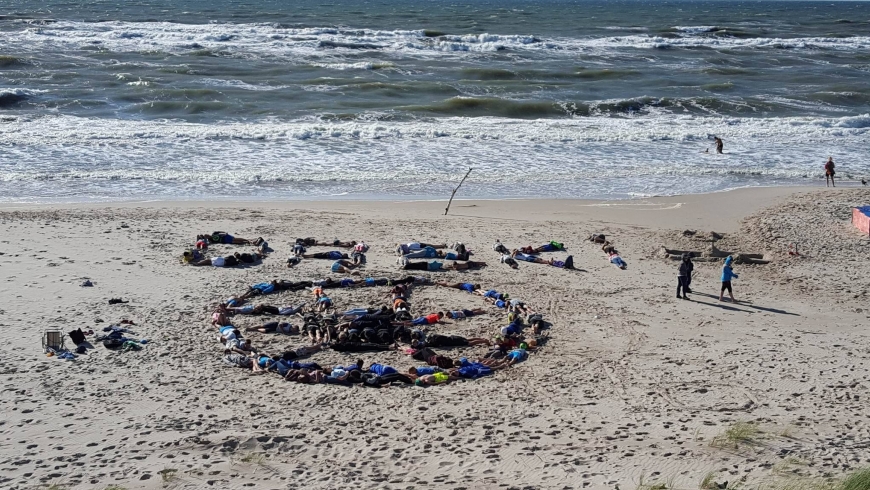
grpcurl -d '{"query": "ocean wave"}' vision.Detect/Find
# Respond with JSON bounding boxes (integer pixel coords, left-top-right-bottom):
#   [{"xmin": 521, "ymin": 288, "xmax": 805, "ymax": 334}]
[
  {"xmin": 0, "ymin": 88, "xmax": 39, "ymax": 108},
  {"xmin": 6, "ymin": 20, "xmax": 870, "ymax": 62},
  {"xmin": 2, "ymin": 113, "xmax": 867, "ymax": 147}
]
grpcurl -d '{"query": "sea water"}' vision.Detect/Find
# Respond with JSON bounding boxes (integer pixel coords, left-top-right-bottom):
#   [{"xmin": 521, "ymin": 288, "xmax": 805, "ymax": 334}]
[{"xmin": 1, "ymin": 0, "xmax": 869, "ymax": 202}]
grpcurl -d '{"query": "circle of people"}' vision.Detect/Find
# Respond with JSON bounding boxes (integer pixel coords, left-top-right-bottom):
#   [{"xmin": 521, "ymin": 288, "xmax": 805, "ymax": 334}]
[{"xmin": 195, "ymin": 235, "xmax": 585, "ymax": 388}]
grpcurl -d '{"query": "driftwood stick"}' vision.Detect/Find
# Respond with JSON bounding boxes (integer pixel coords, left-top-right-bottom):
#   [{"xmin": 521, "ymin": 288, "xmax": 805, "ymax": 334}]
[{"xmin": 444, "ymin": 168, "xmax": 473, "ymax": 216}]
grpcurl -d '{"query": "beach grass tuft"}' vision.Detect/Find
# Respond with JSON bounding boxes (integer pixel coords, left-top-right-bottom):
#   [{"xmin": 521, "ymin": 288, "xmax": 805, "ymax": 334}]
[
  {"xmin": 710, "ymin": 421, "xmax": 762, "ymax": 449},
  {"xmin": 159, "ymin": 467, "xmax": 178, "ymax": 485}
]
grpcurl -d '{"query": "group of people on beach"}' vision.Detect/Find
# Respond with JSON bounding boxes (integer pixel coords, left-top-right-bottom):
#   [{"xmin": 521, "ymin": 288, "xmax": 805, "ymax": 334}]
[
  {"xmin": 210, "ymin": 237, "xmax": 549, "ymax": 388},
  {"xmin": 676, "ymin": 253, "xmax": 739, "ymax": 302},
  {"xmin": 182, "ymin": 232, "xmax": 269, "ymax": 267}
]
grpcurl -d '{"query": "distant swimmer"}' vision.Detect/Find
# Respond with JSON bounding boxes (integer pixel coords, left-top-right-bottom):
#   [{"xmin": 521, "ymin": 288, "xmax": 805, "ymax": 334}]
[
  {"xmin": 824, "ymin": 156, "xmax": 835, "ymax": 187},
  {"xmin": 862, "ymin": 178, "xmax": 867, "ymax": 186},
  {"xmin": 713, "ymin": 136, "xmax": 724, "ymax": 154}
]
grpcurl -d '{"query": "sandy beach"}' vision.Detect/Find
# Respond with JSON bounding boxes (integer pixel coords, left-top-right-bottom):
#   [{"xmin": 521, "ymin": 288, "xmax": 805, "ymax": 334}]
[{"xmin": 1, "ymin": 185, "xmax": 869, "ymax": 490}]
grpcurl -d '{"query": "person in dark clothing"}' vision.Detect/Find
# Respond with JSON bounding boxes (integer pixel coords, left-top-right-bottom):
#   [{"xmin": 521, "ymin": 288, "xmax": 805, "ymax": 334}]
[{"xmin": 677, "ymin": 253, "xmax": 694, "ymax": 299}]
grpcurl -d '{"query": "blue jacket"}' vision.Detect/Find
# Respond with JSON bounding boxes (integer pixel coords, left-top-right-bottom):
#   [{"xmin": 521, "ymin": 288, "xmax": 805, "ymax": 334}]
[{"xmin": 721, "ymin": 257, "xmax": 738, "ymax": 282}]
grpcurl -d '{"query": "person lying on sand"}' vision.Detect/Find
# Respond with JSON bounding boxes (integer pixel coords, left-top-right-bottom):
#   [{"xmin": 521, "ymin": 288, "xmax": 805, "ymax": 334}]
[
  {"xmin": 518, "ymin": 241, "xmax": 565, "ymax": 254},
  {"xmin": 233, "ymin": 251, "xmax": 266, "ymax": 264},
  {"xmin": 412, "ymin": 334, "xmax": 490, "ymax": 348},
  {"xmin": 407, "ymin": 312, "xmax": 445, "ymax": 325},
  {"xmin": 588, "ymin": 234, "xmax": 606, "ymax": 244},
  {"xmin": 414, "ymin": 372, "xmax": 458, "ymax": 386},
  {"xmin": 437, "ymin": 282, "xmax": 480, "ymax": 293},
  {"xmin": 512, "ymin": 250, "xmax": 575, "ymax": 269},
  {"xmin": 608, "ymin": 251, "xmax": 627, "ymax": 270},
  {"xmin": 226, "ymin": 337, "xmax": 254, "ymax": 356},
  {"xmin": 301, "ymin": 251, "xmax": 348, "ymax": 260},
  {"xmin": 197, "ymin": 232, "xmax": 260, "ymax": 246},
  {"xmin": 229, "ymin": 303, "xmax": 305, "ymax": 316},
  {"xmin": 477, "ymin": 289, "xmax": 508, "ymax": 300},
  {"xmin": 399, "ymin": 246, "xmax": 471, "ymax": 261},
  {"xmin": 189, "ymin": 255, "xmax": 240, "ymax": 267},
  {"xmin": 445, "ymin": 308, "xmax": 486, "ymax": 320},
  {"xmin": 500, "ymin": 254, "xmax": 519, "ymax": 269},
  {"xmin": 399, "ymin": 259, "xmax": 487, "ymax": 272},
  {"xmin": 395, "ymin": 242, "xmax": 448, "ymax": 256},
  {"xmin": 331, "ymin": 259, "xmax": 361, "ymax": 275},
  {"xmin": 408, "ymin": 346, "xmax": 457, "ymax": 369},
  {"xmin": 245, "ymin": 321, "xmax": 300, "ymax": 335},
  {"xmin": 297, "ymin": 238, "xmax": 358, "ymax": 248}
]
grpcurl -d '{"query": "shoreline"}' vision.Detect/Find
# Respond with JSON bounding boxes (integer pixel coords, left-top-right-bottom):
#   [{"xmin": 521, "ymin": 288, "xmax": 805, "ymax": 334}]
[{"xmin": 0, "ymin": 185, "xmax": 825, "ymax": 232}]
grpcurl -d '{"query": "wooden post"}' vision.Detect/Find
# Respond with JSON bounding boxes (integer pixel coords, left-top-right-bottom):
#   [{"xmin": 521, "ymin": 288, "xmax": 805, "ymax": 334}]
[{"xmin": 444, "ymin": 168, "xmax": 473, "ymax": 216}]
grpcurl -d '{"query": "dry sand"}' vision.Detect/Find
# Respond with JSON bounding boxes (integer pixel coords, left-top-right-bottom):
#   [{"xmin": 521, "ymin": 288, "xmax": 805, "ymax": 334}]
[{"xmin": 1, "ymin": 186, "xmax": 869, "ymax": 490}]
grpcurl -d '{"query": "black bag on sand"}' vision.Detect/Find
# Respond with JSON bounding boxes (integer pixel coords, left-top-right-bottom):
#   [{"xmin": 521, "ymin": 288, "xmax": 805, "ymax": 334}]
[
  {"xmin": 103, "ymin": 338, "xmax": 124, "ymax": 350},
  {"xmin": 69, "ymin": 328, "xmax": 86, "ymax": 345}
]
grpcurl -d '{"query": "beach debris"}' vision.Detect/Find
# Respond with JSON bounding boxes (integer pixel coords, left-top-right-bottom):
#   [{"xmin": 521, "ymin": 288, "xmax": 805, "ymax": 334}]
[
  {"xmin": 444, "ymin": 167, "xmax": 473, "ymax": 216},
  {"xmin": 80, "ymin": 279, "xmax": 93, "ymax": 287},
  {"xmin": 108, "ymin": 298, "xmax": 129, "ymax": 304}
]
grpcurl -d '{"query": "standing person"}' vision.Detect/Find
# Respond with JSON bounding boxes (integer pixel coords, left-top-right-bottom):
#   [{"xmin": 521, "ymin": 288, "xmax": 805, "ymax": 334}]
[
  {"xmin": 824, "ymin": 157, "xmax": 836, "ymax": 187},
  {"xmin": 677, "ymin": 253, "xmax": 693, "ymax": 300},
  {"xmin": 719, "ymin": 256, "xmax": 738, "ymax": 303},
  {"xmin": 714, "ymin": 136, "xmax": 724, "ymax": 154}
]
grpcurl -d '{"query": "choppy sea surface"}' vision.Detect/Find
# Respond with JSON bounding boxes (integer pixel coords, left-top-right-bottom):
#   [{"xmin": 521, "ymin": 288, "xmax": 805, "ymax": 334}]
[{"xmin": 1, "ymin": 0, "xmax": 869, "ymax": 202}]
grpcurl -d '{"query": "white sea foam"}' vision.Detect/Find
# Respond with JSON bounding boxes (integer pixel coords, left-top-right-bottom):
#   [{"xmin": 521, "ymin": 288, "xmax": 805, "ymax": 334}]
[
  {"xmin": 0, "ymin": 113, "xmax": 867, "ymax": 202},
  {"xmin": 6, "ymin": 21, "xmax": 870, "ymax": 63}
]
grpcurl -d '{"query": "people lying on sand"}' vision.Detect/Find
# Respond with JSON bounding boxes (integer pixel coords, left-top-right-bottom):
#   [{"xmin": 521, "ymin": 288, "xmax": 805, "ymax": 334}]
[
  {"xmin": 275, "ymin": 344, "xmax": 325, "ymax": 361},
  {"xmin": 330, "ymin": 339, "xmax": 394, "ymax": 352},
  {"xmin": 518, "ymin": 241, "xmax": 565, "ymax": 254},
  {"xmin": 413, "ymin": 334, "xmax": 490, "ymax": 348},
  {"xmin": 197, "ymin": 232, "xmax": 260, "ymax": 246},
  {"xmin": 182, "ymin": 250, "xmax": 205, "ymax": 263},
  {"xmin": 500, "ymin": 255, "xmax": 519, "ymax": 269},
  {"xmin": 445, "ymin": 308, "xmax": 486, "ymax": 320},
  {"xmin": 342, "ymin": 306, "xmax": 389, "ymax": 318},
  {"xmin": 395, "ymin": 242, "xmax": 448, "ymax": 256},
  {"xmin": 217, "ymin": 325, "xmax": 242, "ymax": 343},
  {"xmin": 286, "ymin": 256, "xmax": 301, "ymax": 268},
  {"xmin": 608, "ymin": 251, "xmax": 627, "ymax": 270},
  {"xmin": 528, "ymin": 313, "xmax": 546, "ymax": 335},
  {"xmin": 212, "ymin": 307, "xmax": 231, "ymax": 326},
  {"xmin": 190, "ymin": 255, "xmax": 240, "ymax": 267},
  {"xmin": 408, "ymin": 312, "xmax": 444, "ymax": 325},
  {"xmin": 451, "ymin": 359, "xmax": 494, "ymax": 379},
  {"xmin": 408, "ymin": 346, "xmax": 457, "ymax": 369},
  {"xmin": 229, "ymin": 303, "xmax": 305, "ymax": 316},
  {"xmin": 270, "ymin": 279, "xmax": 313, "ymax": 292},
  {"xmin": 508, "ymin": 300, "xmax": 530, "ymax": 316},
  {"xmin": 302, "ymin": 251, "xmax": 348, "ymax": 260},
  {"xmin": 499, "ymin": 321, "xmax": 523, "ymax": 337},
  {"xmin": 223, "ymin": 351, "xmax": 254, "ymax": 369},
  {"xmin": 588, "ymin": 234, "xmax": 606, "ymax": 244},
  {"xmin": 226, "ymin": 337, "xmax": 254, "ymax": 355},
  {"xmin": 414, "ymin": 372, "xmax": 459, "ymax": 386},
  {"xmin": 316, "ymin": 295, "xmax": 333, "ymax": 313},
  {"xmin": 407, "ymin": 365, "xmax": 448, "ymax": 378},
  {"xmin": 488, "ymin": 343, "xmax": 531, "ymax": 367},
  {"xmin": 350, "ymin": 251, "xmax": 367, "ymax": 266},
  {"xmin": 476, "ymin": 289, "xmax": 508, "ymax": 300},
  {"xmin": 513, "ymin": 250, "xmax": 574, "ymax": 269},
  {"xmin": 484, "ymin": 296, "xmax": 512, "ymax": 309},
  {"xmin": 493, "ymin": 240, "xmax": 510, "ymax": 255},
  {"xmin": 601, "ymin": 241, "xmax": 617, "ymax": 254},
  {"xmin": 233, "ymin": 251, "xmax": 266, "ymax": 264},
  {"xmin": 245, "ymin": 321, "xmax": 300, "ymax": 335},
  {"xmin": 297, "ymin": 238, "xmax": 358, "ymax": 248},
  {"xmin": 399, "ymin": 246, "xmax": 471, "ymax": 261},
  {"xmin": 400, "ymin": 259, "xmax": 487, "ymax": 272},
  {"xmin": 331, "ymin": 259, "xmax": 361, "ymax": 274},
  {"xmin": 436, "ymin": 282, "xmax": 481, "ymax": 293}
]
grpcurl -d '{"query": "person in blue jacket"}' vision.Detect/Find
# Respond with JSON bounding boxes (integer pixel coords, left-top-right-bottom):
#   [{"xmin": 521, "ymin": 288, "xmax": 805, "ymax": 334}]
[{"xmin": 719, "ymin": 256, "xmax": 738, "ymax": 303}]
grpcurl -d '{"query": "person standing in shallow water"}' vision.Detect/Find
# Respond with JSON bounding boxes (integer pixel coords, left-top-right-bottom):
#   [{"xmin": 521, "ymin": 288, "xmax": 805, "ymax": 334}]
[
  {"xmin": 714, "ymin": 136, "xmax": 724, "ymax": 154},
  {"xmin": 824, "ymin": 156, "xmax": 836, "ymax": 187}
]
